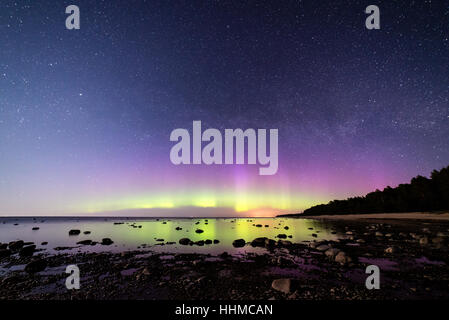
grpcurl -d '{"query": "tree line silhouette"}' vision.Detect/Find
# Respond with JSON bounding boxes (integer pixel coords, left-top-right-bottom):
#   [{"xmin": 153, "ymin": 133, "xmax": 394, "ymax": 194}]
[{"xmin": 298, "ymin": 165, "xmax": 449, "ymax": 216}]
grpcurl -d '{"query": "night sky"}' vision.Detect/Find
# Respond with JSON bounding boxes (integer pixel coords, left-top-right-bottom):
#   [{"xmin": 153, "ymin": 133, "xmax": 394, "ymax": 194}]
[{"xmin": 1, "ymin": 0, "xmax": 449, "ymax": 216}]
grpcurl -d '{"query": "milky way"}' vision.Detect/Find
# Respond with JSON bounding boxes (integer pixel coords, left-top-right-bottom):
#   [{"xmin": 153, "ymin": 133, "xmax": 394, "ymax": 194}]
[{"xmin": 1, "ymin": 0, "xmax": 448, "ymax": 216}]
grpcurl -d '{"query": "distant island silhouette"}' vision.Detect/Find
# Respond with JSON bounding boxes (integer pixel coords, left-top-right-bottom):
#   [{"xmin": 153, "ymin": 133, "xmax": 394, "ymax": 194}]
[{"xmin": 279, "ymin": 165, "xmax": 449, "ymax": 217}]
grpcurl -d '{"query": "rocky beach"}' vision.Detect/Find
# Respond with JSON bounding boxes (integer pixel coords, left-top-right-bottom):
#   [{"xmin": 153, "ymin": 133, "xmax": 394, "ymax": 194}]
[{"xmin": 1, "ymin": 216, "xmax": 449, "ymax": 300}]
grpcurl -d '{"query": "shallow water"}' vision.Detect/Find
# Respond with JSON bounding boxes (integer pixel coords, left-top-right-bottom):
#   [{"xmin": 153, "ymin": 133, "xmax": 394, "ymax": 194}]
[{"xmin": 0, "ymin": 217, "xmax": 339, "ymax": 255}]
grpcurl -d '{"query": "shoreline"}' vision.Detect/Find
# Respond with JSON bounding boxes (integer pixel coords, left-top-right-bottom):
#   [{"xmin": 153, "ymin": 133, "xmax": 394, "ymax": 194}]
[
  {"xmin": 1, "ymin": 217, "xmax": 449, "ymax": 299},
  {"xmin": 289, "ymin": 212, "xmax": 449, "ymax": 221}
]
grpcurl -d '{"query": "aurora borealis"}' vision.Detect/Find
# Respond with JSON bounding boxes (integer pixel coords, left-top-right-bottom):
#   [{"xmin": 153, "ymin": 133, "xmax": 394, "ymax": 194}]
[{"xmin": 1, "ymin": 0, "xmax": 449, "ymax": 217}]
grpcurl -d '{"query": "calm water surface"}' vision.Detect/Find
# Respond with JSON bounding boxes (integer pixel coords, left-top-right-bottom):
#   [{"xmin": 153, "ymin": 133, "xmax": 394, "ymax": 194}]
[{"xmin": 0, "ymin": 217, "xmax": 340, "ymax": 255}]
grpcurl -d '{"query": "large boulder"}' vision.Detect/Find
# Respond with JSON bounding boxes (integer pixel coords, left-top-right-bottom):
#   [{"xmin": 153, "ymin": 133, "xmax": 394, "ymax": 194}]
[
  {"xmin": 325, "ymin": 248, "xmax": 340, "ymax": 258},
  {"xmin": 316, "ymin": 244, "xmax": 330, "ymax": 252},
  {"xmin": 194, "ymin": 240, "xmax": 205, "ymax": 246},
  {"xmin": 251, "ymin": 237, "xmax": 268, "ymax": 247},
  {"xmin": 0, "ymin": 249, "xmax": 11, "ymax": 258},
  {"xmin": 335, "ymin": 251, "xmax": 352, "ymax": 265},
  {"xmin": 232, "ymin": 239, "xmax": 246, "ymax": 248},
  {"xmin": 278, "ymin": 240, "xmax": 292, "ymax": 247},
  {"xmin": 179, "ymin": 238, "xmax": 191, "ymax": 245},
  {"xmin": 101, "ymin": 238, "xmax": 114, "ymax": 245},
  {"xmin": 277, "ymin": 234, "xmax": 287, "ymax": 239},
  {"xmin": 19, "ymin": 245, "xmax": 36, "ymax": 257},
  {"xmin": 77, "ymin": 240, "xmax": 93, "ymax": 245},
  {"xmin": 265, "ymin": 238, "xmax": 276, "ymax": 247},
  {"xmin": 8, "ymin": 240, "xmax": 24, "ymax": 252},
  {"xmin": 68, "ymin": 229, "xmax": 81, "ymax": 236},
  {"xmin": 25, "ymin": 259, "xmax": 47, "ymax": 273},
  {"xmin": 271, "ymin": 278, "xmax": 292, "ymax": 294}
]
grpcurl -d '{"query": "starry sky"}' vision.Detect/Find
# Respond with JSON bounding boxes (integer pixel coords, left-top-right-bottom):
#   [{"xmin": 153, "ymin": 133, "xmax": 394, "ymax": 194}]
[{"xmin": 1, "ymin": 0, "xmax": 449, "ymax": 217}]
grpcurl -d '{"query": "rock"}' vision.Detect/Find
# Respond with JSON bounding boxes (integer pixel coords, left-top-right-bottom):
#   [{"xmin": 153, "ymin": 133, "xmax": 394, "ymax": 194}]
[
  {"xmin": 335, "ymin": 251, "xmax": 352, "ymax": 265},
  {"xmin": 385, "ymin": 247, "xmax": 397, "ymax": 254},
  {"xmin": 101, "ymin": 238, "xmax": 114, "ymax": 245},
  {"xmin": 155, "ymin": 239, "xmax": 164, "ymax": 242},
  {"xmin": 271, "ymin": 278, "xmax": 292, "ymax": 294},
  {"xmin": 0, "ymin": 249, "xmax": 11, "ymax": 258},
  {"xmin": 179, "ymin": 238, "xmax": 191, "ymax": 245},
  {"xmin": 277, "ymin": 256, "xmax": 293, "ymax": 266},
  {"xmin": 288, "ymin": 291, "xmax": 299, "ymax": 300},
  {"xmin": 194, "ymin": 240, "xmax": 205, "ymax": 246},
  {"xmin": 419, "ymin": 237, "xmax": 429, "ymax": 245},
  {"xmin": 255, "ymin": 224, "xmax": 262, "ymax": 227},
  {"xmin": 218, "ymin": 269, "xmax": 232, "ymax": 278},
  {"xmin": 175, "ymin": 227, "xmax": 182, "ymax": 230},
  {"xmin": 141, "ymin": 267, "xmax": 151, "ymax": 276},
  {"xmin": 278, "ymin": 240, "xmax": 292, "ymax": 247},
  {"xmin": 284, "ymin": 226, "xmax": 289, "ymax": 230},
  {"xmin": 265, "ymin": 238, "xmax": 276, "ymax": 247},
  {"xmin": 83, "ymin": 231, "xmax": 91, "ymax": 235},
  {"xmin": 277, "ymin": 234, "xmax": 287, "ymax": 239},
  {"xmin": 25, "ymin": 259, "xmax": 47, "ymax": 273},
  {"xmin": 8, "ymin": 240, "xmax": 24, "ymax": 252},
  {"xmin": 232, "ymin": 239, "xmax": 246, "ymax": 248},
  {"xmin": 19, "ymin": 245, "xmax": 36, "ymax": 257},
  {"xmin": 77, "ymin": 240, "xmax": 93, "ymax": 245},
  {"xmin": 325, "ymin": 248, "xmax": 340, "ymax": 258},
  {"xmin": 251, "ymin": 237, "xmax": 268, "ymax": 247},
  {"xmin": 205, "ymin": 239, "xmax": 212, "ymax": 245},
  {"xmin": 432, "ymin": 237, "xmax": 444, "ymax": 245},
  {"xmin": 41, "ymin": 242, "xmax": 48, "ymax": 245},
  {"xmin": 32, "ymin": 227, "xmax": 39, "ymax": 230},
  {"xmin": 69, "ymin": 229, "xmax": 81, "ymax": 236},
  {"xmin": 219, "ymin": 252, "xmax": 229, "ymax": 259},
  {"xmin": 0, "ymin": 243, "xmax": 7, "ymax": 250},
  {"xmin": 213, "ymin": 239, "xmax": 220, "ymax": 244},
  {"xmin": 311, "ymin": 233, "xmax": 318, "ymax": 237},
  {"xmin": 195, "ymin": 229, "xmax": 204, "ymax": 234},
  {"xmin": 316, "ymin": 244, "xmax": 330, "ymax": 252}
]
